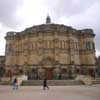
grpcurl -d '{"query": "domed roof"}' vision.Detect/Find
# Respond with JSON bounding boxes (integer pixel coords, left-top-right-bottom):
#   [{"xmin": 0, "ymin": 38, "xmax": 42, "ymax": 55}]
[
  {"xmin": 6, "ymin": 16, "xmax": 95, "ymax": 37},
  {"xmin": 23, "ymin": 24, "xmax": 74, "ymax": 33},
  {"xmin": 46, "ymin": 15, "xmax": 51, "ymax": 24}
]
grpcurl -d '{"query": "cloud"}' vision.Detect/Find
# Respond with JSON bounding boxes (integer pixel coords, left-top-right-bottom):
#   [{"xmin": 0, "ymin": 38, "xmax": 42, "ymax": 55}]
[
  {"xmin": 44, "ymin": 0, "xmax": 99, "ymax": 17},
  {"xmin": 0, "ymin": 0, "xmax": 100, "ymax": 56},
  {"xmin": 0, "ymin": 0, "xmax": 23, "ymax": 28},
  {"xmin": 0, "ymin": 0, "xmax": 24, "ymax": 55},
  {"xmin": 0, "ymin": 33, "xmax": 6, "ymax": 55},
  {"xmin": 44, "ymin": 0, "xmax": 100, "ymax": 56},
  {"xmin": 96, "ymin": 50, "xmax": 100, "ymax": 57},
  {"xmin": 56, "ymin": 1, "xmax": 100, "ymax": 53}
]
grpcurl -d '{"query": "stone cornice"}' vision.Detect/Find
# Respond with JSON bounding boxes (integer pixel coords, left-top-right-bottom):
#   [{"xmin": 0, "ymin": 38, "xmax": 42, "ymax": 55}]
[{"xmin": 5, "ymin": 24, "xmax": 95, "ymax": 40}]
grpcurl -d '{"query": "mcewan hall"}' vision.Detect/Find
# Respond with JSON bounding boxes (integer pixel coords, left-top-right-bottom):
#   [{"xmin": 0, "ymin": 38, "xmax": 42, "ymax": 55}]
[{"xmin": 5, "ymin": 16, "xmax": 96, "ymax": 80}]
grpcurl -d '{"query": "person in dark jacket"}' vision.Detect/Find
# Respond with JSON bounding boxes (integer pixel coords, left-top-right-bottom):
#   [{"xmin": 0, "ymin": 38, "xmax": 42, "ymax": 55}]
[
  {"xmin": 13, "ymin": 78, "xmax": 18, "ymax": 90},
  {"xmin": 43, "ymin": 78, "xmax": 49, "ymax": 90}
]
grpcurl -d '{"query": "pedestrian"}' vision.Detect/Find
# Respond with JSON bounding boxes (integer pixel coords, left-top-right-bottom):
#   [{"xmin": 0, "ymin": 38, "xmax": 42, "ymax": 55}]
[
  {"xmin": 43, "ymin": 78, "xmax": 49, "ymax": 90},
  {"xmin": 13, "ymin": 77, "xmax": 18, "ymax": 90}
]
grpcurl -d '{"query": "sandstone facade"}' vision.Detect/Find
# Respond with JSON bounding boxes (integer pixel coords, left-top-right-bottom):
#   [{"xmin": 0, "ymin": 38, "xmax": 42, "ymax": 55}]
[{"xmin": 5, "ymin": 16, "xmax": 96, "ymax": 79}]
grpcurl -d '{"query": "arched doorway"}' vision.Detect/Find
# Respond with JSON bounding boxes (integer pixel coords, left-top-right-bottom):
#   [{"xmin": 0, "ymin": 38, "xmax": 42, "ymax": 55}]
[
  {"xmin": 44, "ymin": 68, "xmax": 53, "ymax": 80},
  {"xmin": 39, "ymin": 57, "xmax": 57, "ymax": 80}
]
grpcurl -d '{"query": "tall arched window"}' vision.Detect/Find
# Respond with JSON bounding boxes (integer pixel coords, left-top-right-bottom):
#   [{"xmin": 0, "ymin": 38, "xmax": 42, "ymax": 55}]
[
  {"xmin": 86, "ymin": 41, "xmax": 91, "ymax": 49},
  {"xmin": 92, "ymin": 42, "xmax": 95, "ymax": 49}
]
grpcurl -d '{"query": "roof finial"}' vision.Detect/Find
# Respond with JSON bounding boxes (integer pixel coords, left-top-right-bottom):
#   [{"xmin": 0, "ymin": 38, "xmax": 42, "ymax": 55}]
[{"xmin": 46, "ymin": 14, "xmax": 51, "ymax": 24}]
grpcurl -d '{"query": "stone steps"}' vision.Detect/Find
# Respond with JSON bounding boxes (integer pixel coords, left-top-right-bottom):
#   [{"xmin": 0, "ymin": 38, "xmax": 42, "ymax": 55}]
[
  {"xmin": 92, "ymin": 78, "xmax": 100, "ymax": 84},
  {"xmin": 21, "ymin": 80, "xmax": 84, "ymax": 86}
]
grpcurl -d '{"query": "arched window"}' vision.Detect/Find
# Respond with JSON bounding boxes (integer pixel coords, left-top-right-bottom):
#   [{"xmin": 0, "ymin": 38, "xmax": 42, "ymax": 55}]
[
  {"xmin": 92, "ymin": 42, "xmax": 95, "ymax": 49},
  {"xmin": 86, "ymin": 41, "xmax": 91, "ymax": 49}
]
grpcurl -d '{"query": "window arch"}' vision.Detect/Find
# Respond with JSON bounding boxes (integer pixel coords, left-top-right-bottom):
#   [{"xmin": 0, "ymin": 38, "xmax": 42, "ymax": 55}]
[{"xmin": 86, "ymin": 41, "xmax": 91, "ymax": 49}]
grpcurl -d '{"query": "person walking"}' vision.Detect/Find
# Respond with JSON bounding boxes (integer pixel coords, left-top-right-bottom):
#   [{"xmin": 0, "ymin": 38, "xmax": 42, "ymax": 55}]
[
  {"xmin": 13, "ymin": 78, "xmax": 18, "ymax": 90},
  {"xmin": 43, "ymin": 78, "xmax": 49, "ymax": 90}
]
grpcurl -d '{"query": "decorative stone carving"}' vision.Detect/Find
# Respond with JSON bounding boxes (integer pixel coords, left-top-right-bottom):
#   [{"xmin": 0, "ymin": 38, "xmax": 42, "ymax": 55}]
[{"xmin": 5, "ymin": 16, "xmax": 96, "ymax": 79}]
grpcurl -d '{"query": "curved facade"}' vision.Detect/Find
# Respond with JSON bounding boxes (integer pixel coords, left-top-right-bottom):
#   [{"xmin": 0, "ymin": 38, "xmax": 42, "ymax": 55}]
[{"xmin": 5, "ymin": 17, "xmax": 96, "ymax": 79}]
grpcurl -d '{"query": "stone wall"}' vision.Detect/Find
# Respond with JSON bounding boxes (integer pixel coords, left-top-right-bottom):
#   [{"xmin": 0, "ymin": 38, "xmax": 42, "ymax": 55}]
[{"xmin": 5, "ymin": 24, "xmax": 96, "ymax": 77}]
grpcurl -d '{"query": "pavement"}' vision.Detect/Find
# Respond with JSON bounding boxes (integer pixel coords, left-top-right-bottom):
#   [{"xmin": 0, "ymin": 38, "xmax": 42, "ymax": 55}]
[{"xmin": 0, "ymin": 85, "xmax": 100, "ymax": 100}]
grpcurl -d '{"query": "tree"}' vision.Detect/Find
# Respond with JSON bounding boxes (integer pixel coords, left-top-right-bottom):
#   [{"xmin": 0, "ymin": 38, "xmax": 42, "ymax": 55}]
[
  {"xmin": 0, "ymin": 67, "xmax": 5, "ymax": 81},
  {"xmin": 96, "ymin": 56, "xmax": 100, "ymax": 68},
  {"xmin": 96, "ymin": 56, "xmax": 100, "ymax": 76}
]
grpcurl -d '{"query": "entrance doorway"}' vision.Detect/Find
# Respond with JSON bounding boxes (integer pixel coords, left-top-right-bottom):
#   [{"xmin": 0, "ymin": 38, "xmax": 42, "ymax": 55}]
[{"xmin": 45, "ymin": 68, "xmax": 53, "ymax": 80}]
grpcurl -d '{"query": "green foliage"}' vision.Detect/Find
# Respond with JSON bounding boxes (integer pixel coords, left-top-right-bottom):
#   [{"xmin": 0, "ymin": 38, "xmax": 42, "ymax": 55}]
[
  {"xmin": 96, "ymin": 56, "xmax": 100, "ymax": 69},
  {"xmin": 0, "ymin": 67, "xmax": 5, "ymax": 81}
]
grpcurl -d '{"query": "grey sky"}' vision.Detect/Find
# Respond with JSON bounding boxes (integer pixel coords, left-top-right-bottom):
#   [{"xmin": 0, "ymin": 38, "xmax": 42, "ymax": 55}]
[
  {"xmin": 0, "ymin": 0, "xmax": 100, "ymax": 56},
  {"xmin": 0, "ymin": 0, "xmax": 23, "ymax": 28}
]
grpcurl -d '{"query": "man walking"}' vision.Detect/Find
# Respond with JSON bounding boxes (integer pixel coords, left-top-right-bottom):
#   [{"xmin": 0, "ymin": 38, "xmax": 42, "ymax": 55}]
[{"xmin": 43, "ymin": 78, "xmax": 49, "ymax": 90}]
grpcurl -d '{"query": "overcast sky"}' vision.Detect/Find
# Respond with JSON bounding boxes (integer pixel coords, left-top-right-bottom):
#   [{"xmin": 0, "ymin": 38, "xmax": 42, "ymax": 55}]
[{"xmin": 0, "ymin": 0, "xmax": 100, "ymax": 57}]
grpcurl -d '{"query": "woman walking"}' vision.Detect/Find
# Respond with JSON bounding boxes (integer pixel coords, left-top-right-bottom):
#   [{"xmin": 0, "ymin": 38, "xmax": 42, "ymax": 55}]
[{"xmin": 13, "ymin": 78, "xmax": 18, "ymax": 90}]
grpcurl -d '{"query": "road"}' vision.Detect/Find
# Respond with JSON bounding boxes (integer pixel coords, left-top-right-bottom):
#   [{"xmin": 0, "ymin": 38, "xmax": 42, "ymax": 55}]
[{"xmin": 0, "ymin": 85, "xmax": 100, "ymax": 100}]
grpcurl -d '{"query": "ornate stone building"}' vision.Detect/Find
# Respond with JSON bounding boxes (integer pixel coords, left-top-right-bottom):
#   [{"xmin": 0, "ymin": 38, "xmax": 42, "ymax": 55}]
[{"xmin": 5, "ymin": 16, "xmax": 96, "ymax": 79}]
